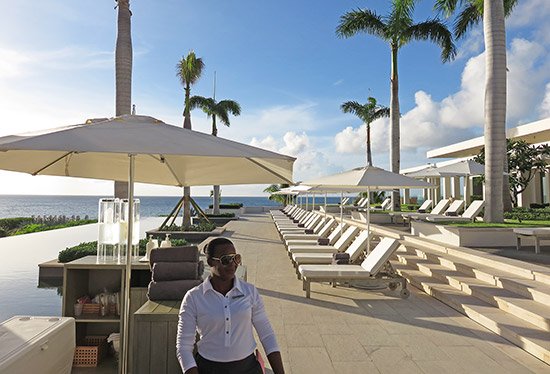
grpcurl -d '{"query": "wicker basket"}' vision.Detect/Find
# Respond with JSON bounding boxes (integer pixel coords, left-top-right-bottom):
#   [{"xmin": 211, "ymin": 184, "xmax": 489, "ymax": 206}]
[
  {"xmin": 73, "ymin": 335, "xmax": 107, "ymax": 367},
  {"xmin": 81, "ymin": 303, "xmax": 100, "ymax": 315}
]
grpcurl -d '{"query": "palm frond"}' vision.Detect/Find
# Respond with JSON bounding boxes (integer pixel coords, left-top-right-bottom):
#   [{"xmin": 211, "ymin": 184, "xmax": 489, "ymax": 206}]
[
  {"xmin": 188, "ymin": 96, "xmax": 215, "ymax": 115},
  {"xmin": 336, "ymin": 8, "xmax": 387, "ymax": 40},
  {"xmin": 340, "ymin": 101, "xmax": 363, "ymax": 116},
  {"xmin": 176, "ymin": 51, "xmax": 205, "ymax": 87},
  {"xmin": 504, "ymin": 0, "xmax": 519, "ymax": 17},
  {"xmin": 453, "ymin": 2, "xmax": 481, "ymax": 39},
  {"xmin": 434, "ymin": 0, "xmax": 463, "ymax": 17},
  {"xmin": 373, "ymin": 107, "xmax": 390, "ymax": 121},
  {"xmin": 405, "ymin": 19, "xmax": 457, "ymax": 62},
  {"xmin": 213, "ymin": 100, "xmax": 241, "ymax": 127},
  {"xmin": 387, "ymin": 0, "xmax": 416, "ymax": 34}
]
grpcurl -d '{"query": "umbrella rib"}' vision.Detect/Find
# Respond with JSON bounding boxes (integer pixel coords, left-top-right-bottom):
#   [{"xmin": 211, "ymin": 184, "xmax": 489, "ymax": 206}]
[
  {"xmin": 245, "ymin": 157, "xmax": 293, "ymax": 184},
  {"xmin": 31, "ymin": 151, "xmax": 74, "ymax": 176},
  {"xmin": 147, "ymin": 154, "xmax": 184, "ymax": 187}
]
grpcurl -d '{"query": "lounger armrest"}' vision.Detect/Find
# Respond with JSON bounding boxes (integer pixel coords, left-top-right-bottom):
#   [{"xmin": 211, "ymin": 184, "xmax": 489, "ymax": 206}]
[
  {"xmin": 305, "ymin": 229, "xmax": 314, "ymax": 234},
  {"xmin": 445, "ymin": 211, "xmax": 458, "ymax": 216},
  {"xmin": 317, "ymin": 238, "xmax": 330, "ymax": 246},
  {"xmin": 298, "ymin": 223, "xmax": 305, "ymax": 227},
  {"xmin": 417, "ymin": 209, "xmax": 426, "ymax": 213}
]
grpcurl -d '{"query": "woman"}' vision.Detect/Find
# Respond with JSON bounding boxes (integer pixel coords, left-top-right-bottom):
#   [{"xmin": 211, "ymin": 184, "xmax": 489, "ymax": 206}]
[{"xmin": 177, "ymin": 237, "xmax": 285, "ymax": 374}]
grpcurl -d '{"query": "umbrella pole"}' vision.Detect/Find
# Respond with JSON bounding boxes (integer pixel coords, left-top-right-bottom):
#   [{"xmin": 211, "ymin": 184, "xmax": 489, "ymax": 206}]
[
  {"xmin": 340, "ymin": 191, "xmax": 343, "ymax": 235},
  {"xmin": 367, "ymin": 187, "xmax": 371, "ymax": 254},
  {"xmin": 121, "ymin": 154, "xmax": 135, "ymax": 374},
  {"xmin": 324, "ymin": 192, "xmax": 327, "ymax": 218},
  {"xmin": 312, "ymin": 193, "xmax": 315, "ymax": 210}
]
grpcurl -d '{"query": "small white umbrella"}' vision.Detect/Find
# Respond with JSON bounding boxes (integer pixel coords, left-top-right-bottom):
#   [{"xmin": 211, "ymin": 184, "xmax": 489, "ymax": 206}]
[
  {"xmin": 0, "ymin": 114, "xmax": 295, "ymax": 369},
  {"xmin": 303, "ymin": 166, "xmax": 433, "ymax": 252}
]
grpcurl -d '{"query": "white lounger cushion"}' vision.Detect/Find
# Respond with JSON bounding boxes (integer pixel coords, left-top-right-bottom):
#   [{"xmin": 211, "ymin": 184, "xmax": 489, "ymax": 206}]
[
  {"xmin": 287, "ymin": 226, "xmax": 359, "ymax": 253},
  {"xmin": 298, "ymin": 238, "xmax": 400, "ymax": 279},
  {"xmin": 292, "ymin": 230, "xmax": 370, "ymax": 264},
  {"xmin": 402, "ymin": 199, "xmax": 450, "ymax": 218}
]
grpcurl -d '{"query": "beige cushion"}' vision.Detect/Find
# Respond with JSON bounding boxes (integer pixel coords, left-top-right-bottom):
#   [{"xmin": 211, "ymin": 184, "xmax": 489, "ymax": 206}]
[
  {"xmin": 298, "ymin": 264, "xmax": 371, "ymax": 279},
  {"xmin": 285, "ymin": 239, "xmax": 319, "ymax": 247},
  {"xmin": 288, "ymin": 246, "xmax": 337, "ymax": 254},
  {"xmin": 292, "ymin": 253, "xmax": 334, "ymax": 264}
]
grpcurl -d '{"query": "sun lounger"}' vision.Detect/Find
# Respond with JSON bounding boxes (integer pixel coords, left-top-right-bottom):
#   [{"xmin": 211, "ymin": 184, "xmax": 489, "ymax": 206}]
[
  {"xmin": 292, "ymin": 230, "xmax": 371, "ymax": 270},
  {"xmin": 298, "ymin": 238, "xmax": 408, "ymax": 298},
  {"xmin": 425, "ymin": 200, "xmax": 485, "ymax": 223},
  {"xmin": 514, "ymin": 227, "xmax": 550, "ymax": 254},
  {"xmin": 413, "ymin": 199, "xmax": 465, "ymax": 221},
  {"xmin": 402, "ymin": 198, "xmax": 451, "ymax": 225},
  {"xmin": 286, "ymin": 222, "xmax": 348, "ymax": 247},
  {"xmin": 282, "ymin": 218, "xmax": 337, "ymax": 241},
  {"xmin": 287, "ymin": 226, "xmax": 360, "ymax": 255},
  {"xmin": 278, "ymin": 214, "xmax": 322, "ymax": 234}
]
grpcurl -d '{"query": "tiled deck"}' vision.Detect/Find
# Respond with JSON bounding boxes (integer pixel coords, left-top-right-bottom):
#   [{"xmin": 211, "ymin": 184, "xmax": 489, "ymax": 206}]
[{"xmin": 226, "ymin": 212, "xmax": 549, "ymax": 374}]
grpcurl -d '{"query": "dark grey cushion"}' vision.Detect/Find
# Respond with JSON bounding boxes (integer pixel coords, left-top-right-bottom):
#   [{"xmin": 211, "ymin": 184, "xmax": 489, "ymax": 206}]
[
  {"xmin": 147, "ymin": 279, "xmax": 202, "ymax": 301},
  {"xmin": 152, "ymin": 262, "xmax": 200, "ymax": 281},
  {"xmin": 149, "ymin": 246, "xmax": 199, "ymax": 266}
]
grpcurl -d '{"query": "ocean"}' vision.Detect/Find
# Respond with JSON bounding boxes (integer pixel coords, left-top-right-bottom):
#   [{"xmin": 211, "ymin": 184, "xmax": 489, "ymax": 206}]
[{"xmin": 0, "ymin": 195, "xmax": 343, "ymax": 219}]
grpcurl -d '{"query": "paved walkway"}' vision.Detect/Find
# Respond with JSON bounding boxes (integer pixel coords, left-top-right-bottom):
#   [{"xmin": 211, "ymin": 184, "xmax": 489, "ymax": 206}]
[{"xmin": 223, "ymin": 213, "xmax": 549, "ymax": 374}]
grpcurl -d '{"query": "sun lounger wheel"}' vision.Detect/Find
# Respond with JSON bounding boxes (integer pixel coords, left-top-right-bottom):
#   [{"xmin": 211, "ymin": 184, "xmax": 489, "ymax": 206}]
[{"xmin": 400, "ymin": 288, "xmax": 410, "ymax": 299}]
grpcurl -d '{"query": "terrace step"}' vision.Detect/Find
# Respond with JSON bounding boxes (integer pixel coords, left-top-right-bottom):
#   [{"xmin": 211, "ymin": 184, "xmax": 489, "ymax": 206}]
[
  {"xmin": 399, "ymin": 243, "xmax": 550, "ymax": 301},
  {"xmin": 396, "ymin": 253, "xmax": 550, "ymax": 332},
  {"xmin": 393, "ymin": 263, "xmax": 550, "ymax": 365},
  {"xmin": 402, "ymin": 235, "xmax": 550, "ymax": 285}
]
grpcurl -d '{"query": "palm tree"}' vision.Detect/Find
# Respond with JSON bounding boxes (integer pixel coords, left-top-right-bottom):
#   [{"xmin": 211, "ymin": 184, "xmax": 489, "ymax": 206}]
[
  {"xmin": 341, "ymin": 97, "xmax": 389, "ymax": 167},
  {"xmin": 189, "ymin": 95, "xmax": 241, "ymax": 214},
  {"xmin": 435, "ymin": 0, "xmax": 518, "ymax": 222},
  {"xmin": 113, "ymin": 0, "xmax": 132, "ymax": 199},
  {"xmin": 176, "ymin": 51, "xmax": 205, "ymax": 227},
  {"xmin": 337, "ymin": 0, "xmax": 456, "ymax": 211}
]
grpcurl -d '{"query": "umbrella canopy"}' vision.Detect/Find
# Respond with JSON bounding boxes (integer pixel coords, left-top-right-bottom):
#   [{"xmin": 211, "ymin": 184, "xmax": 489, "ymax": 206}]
[
  {"xmin": 303, "ymin": 166, "xmax": 433, "ymax": 191},
  {"xmin": 0, "ymin": 115, "xmax": 295, "ymax": 186},
  {"xmin": 403, "ymin": 165, "xmax": 442, "ymax": 178},
  {"xmin": 435, "ymin": 159, "xmax": 485, "ymax": 176},
  {"xmin": 303, "ymin": 166, "xmax": 433, "ymax": 253},
  {"xmin": 0, "ymin": 114, "xmax": 295, "ymax": 372}
]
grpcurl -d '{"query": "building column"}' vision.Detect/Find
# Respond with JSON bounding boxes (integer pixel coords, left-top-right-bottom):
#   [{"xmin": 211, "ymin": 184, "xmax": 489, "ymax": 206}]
[
  {"xmin": 403, "ymin": 188, "xmax": 410, "ymax": 204},
  {"xmin": 463, "ymin": 176, "xmax": 472, "ymax": 205},
  {"xmin": 442, "ymin": 177, "xmax": 452, "ymax": 198},
  {"xmin": 423, "ymin": 178, "xmax": 429, "ymax": 201},
  {"xmin": 451, "ymin": 177, "xmax": 461, "ymax": 199}
]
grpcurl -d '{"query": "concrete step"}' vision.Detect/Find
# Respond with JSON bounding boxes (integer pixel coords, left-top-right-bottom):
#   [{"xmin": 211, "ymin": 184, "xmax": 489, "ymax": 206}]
[
  {"xmin": 393, "ymin": 263, "xmax": 550, "ymax": 365},
  {"xmin": 399, "ymin": 244, "xmax": 550, "ymax": 305},
  {"xmin": 397, "ymin": 253, "xmax": 550, "ymax": 332},
  {"xmin": 402, "ymin": 236, "xmax": 550, "ymax": 286}
]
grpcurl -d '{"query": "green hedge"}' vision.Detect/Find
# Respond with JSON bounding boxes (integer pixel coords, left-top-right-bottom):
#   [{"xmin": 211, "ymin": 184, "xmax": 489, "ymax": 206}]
[
  {"xmin": 0, "ymin": 217, "xmax": 34, "ymax": 237},
  {"xmin": 164, "ymin": 222, "xmax": 217, "ymax": 232},
  {"xmin": 504, "ymin": 207, "xmax": 550, "ymax": 222},
  {"xmin": 207, "ymin": 203, "xmax": 243, "ymax": 209},
  {"xmin": 58, "ymin": 238, "xmax": 188, "ymax": 263},
  {"xmin": 205, "ymin": 213, "xmax": 235, "ymax": 218}
]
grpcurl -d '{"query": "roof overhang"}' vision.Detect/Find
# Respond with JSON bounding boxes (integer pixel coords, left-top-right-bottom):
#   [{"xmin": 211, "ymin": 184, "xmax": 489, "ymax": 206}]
[{"xmin": 427, "ymin": 117, "xmax": 550, "ymax": 159}]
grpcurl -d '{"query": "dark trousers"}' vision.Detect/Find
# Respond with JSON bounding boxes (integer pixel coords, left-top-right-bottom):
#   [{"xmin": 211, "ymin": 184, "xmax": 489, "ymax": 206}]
[{"xmin": 195, "ymin": 353, "xmax": 263, "ymax": 374}]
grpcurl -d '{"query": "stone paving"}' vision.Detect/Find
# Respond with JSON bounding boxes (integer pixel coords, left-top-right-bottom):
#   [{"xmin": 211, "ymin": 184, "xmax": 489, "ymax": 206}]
[{"xmin": 223, "ymin": 212, "xmax": 550, "ymax": 374}]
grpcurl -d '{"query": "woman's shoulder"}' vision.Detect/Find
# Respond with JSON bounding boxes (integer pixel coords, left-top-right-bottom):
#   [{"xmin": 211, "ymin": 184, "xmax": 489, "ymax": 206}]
[{"xmin": 236, "ymin": 278, "xmax": 259, "ymax": 294}]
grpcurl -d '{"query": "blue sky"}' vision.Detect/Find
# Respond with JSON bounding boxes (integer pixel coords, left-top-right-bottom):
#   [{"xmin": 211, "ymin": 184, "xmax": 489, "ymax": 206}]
[{"xmin": 1, "ymin": 0, "xmax": 549, "ymax": 196}]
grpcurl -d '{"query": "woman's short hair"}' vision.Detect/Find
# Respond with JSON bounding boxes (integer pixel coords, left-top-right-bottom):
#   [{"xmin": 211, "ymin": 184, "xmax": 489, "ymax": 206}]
[{"xmin": 204, "ymin": 237, "xmax": 234, "ymax": 258}]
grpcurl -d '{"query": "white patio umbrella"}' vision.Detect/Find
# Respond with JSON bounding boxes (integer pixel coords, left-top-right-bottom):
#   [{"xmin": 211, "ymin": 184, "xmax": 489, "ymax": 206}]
[
  {"xmin": 0, "ymin": 114, "xmax": 295, "ymax": 370},
  {"xmin": 303, "ymin": 166, "xmax": 433, "ymax": 252}
]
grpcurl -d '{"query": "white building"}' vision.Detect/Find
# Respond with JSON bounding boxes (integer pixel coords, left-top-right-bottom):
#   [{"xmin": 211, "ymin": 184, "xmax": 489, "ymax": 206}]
[{"xmin": 401, "ymin": 117, "xmax": 550, "ymax": 207}]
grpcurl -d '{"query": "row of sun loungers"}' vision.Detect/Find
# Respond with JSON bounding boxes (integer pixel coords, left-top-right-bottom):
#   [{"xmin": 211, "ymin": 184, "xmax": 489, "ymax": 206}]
[
  {"xmin": 271, "ymin": 205, "xmax": 409, "ymax": 299},
  {"xmin": 401, "ymin": 199, "xmax": 485, "ymax": 225}
]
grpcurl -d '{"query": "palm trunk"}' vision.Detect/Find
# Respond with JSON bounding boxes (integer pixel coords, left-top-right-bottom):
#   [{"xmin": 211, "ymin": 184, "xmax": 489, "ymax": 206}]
[
  {"xmin": 366, "ymin": 123, "xmax": 373, "ymax": 167},
  {"xmin": 212, "ymin": 115, "xmax": 221, "ymax": 214},
  {"xmin": 483, "ymin": 0, "xmax": 507, "ymax": 222},
  {"xmin": 114, "ymin": 0, "xmax": 132, "ymax": 199},
  {"xmin": 389, "ymin": 43, "xmax": 401, "ymax": 211},
  {"xmin": 182, "ymin": 83, "xmax": 192, "ymax": 227}
]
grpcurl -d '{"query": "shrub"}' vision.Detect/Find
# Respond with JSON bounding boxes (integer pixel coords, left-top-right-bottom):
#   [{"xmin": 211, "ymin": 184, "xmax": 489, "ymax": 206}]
[
  {"xmin": 59, "ymin": 238, "xmax": 188, "ymax": 263},
  {"xmin": 207, "ymin": 203, "xmax": 243, "ymax": 209},
  {"xmin": 58, "ymin": 241, "xmax": 97, "ymax": 263},
  {"xmin": 0, "ymin": 217, "xmax": 34, "ymax": 237},
  {"xmin": 163, "ymin": 222, "xmax": 217, "ymax": 232},
  {"xmin": 504, "ymin": 207, "xmax": 550, "ymax": 222},
  {"xmin": 205, "ymin": 213, "xmax": 235, "ymax": 218}
]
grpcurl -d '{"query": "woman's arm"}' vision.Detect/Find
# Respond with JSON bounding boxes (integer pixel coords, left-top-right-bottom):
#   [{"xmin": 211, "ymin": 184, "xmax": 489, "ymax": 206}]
[
  {"xmin": 267, "ymin": 351, "xmax": 285, "ymax": 374},
  {"xmin": 176, "ymin": 293, "xmax": 199, "ymax": 373}
]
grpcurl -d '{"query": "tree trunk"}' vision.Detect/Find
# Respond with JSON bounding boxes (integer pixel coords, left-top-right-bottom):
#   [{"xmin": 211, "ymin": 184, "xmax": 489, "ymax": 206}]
[
  {"xmin": 483, "ymin": 0, "xmax": 507, "ymax": 222},
  {"xmin": 182, "ymin": 83, "xmax": 192, "ymax": 227},
  {"xmin": 389, "ymin": 44, "xmax": 401, "ymax": 211},
  {"xmin": 366, "ymin": 123, "xmax": 372, "ymax": 167},
  {"xmin": 213, "ymin": 185, "xmax": 221, "ymax": 214},
  {"xmin": 114, "ymin": 0, "xmax": 132, "ymax": 199},
  {"xmin": 212, "ymin": 115, "xmax": 221, "ymax": 214}
]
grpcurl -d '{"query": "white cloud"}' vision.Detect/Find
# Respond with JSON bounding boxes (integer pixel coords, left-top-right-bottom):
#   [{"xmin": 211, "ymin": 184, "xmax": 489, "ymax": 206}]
[
  {"xmin": 539, "ymin": 83, "xmax": 550, "ymax": 117},
  {"xmin": 508, "ymin": 0, "xmax": 550, "ymax": 29}
]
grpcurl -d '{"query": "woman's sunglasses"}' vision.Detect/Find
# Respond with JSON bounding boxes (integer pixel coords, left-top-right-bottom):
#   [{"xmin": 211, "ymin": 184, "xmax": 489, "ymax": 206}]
[{"xmin": 212, "ymin": 253, "xmax": 242, "ymax": 266}]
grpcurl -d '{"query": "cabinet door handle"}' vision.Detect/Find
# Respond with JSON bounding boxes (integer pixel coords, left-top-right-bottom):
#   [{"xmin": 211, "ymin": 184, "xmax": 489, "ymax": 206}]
[{"xmin": 40, "ymin": 342, "xmax": 49, "ymax": 351}]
